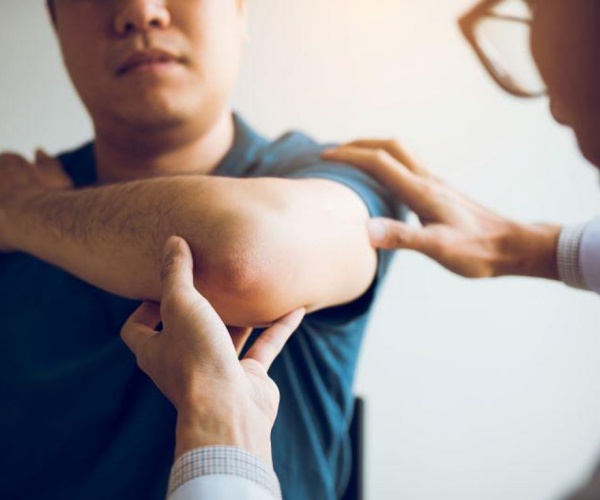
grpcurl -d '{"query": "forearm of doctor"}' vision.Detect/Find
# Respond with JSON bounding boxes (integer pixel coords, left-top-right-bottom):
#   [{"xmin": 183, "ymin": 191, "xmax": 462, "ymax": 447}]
[{"xmin": 492, "ymin": 221, "xmax": 561, "ymax": 280}]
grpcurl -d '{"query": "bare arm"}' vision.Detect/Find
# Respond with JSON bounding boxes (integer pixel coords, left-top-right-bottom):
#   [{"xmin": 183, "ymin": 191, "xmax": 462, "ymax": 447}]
[{"xmin": 0, "ymin": 153, "xmax": 376, "ymax": 326}]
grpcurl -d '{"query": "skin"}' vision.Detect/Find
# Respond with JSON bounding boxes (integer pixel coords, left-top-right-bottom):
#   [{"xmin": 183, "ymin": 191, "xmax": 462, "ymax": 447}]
[
  {"xmin": 0, "ymin": 0, "xmax": 377, "ymax": 327},
  {"xmin": 121, "ymin": 236, "xmax": 305, "ymax": 465},
  {"xmin": 50, "ymin": 0, "xmax": 247, "ymax": 183},
  {"xmin": 0, "ymin": 0, "xmax": 377, "ymax": 474},
  {"xmin": 323, "ymin": 0, "xmax": 599, "ymax": 281},
  {"xmin": 118, "ymin": 0, "xmax": 593, "ymax": 487},
  {"xmin": 530, "ymin": 0, "xmax": 600, "ymax": 167}
]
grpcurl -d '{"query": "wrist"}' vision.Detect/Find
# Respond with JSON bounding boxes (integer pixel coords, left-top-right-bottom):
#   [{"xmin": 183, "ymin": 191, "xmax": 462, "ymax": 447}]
[
  {"xmin": 174, "ymin": 399, "xmax": 273, "ymax": 467},
  {"xmin": 0, "ymin": 191, "xmax": 52, "ymax": 254},
  {"xmin": 495, "ymin": 221, "xmax": 561, "ymax": 280},
  {"xmin": 0, "ymin": 195, "xmax": 28, "ymax": 253}
]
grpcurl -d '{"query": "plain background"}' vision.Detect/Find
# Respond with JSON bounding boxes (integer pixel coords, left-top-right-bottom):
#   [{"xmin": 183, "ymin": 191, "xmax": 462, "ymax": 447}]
[{"xmin": 2, "ymin": 1, "xmax": 600, "ymax": 499}]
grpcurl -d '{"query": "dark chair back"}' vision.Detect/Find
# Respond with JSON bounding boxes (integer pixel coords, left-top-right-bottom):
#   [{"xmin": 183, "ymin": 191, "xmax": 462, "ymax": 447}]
[{"xmin": 341, "ymin": 397, "xmax": 365, "ymax": 500}]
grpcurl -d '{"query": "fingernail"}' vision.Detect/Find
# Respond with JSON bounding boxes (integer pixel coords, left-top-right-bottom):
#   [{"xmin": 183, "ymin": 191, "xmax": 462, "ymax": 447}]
[
  {"xmin": 322, "ymin": 148, "xmax": 337, "ymax": 156},
  {"xmin": 367, "ymin": 219, "xmax": 387, "ymax": 243}
]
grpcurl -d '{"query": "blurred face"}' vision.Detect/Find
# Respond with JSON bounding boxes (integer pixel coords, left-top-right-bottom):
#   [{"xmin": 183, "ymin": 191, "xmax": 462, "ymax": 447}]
[
  {"xmin": 50, "ymin": 0, "xmax": 247, "ymax": 133},
  {"xmin": 530, "ymin": 0, "xmax": 600, "ymax": 167}
]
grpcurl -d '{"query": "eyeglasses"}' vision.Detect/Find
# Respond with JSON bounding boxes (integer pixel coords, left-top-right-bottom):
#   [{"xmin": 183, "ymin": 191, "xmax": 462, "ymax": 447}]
[{"xmin": 459, "ymin": 0, "xmax": 547, "ymax": 98}]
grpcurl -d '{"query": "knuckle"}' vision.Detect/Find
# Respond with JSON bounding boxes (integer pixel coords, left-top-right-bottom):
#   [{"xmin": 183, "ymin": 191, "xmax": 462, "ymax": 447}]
[
  {"xmin": 373, "ymin": 149, "xmax": 391, "ymax": 165},
  {"xmin": 429, "ymin": 236, "xmax": 454, "ymax": 263},
  {"xmin": 389, "ymin": 229, "xmax": 406, "ymax": 246},
  {"xmin": 386, "ymin": 138, "xmax": 400, "ymax": 150},
  {"xmin": 243, "ymin": 358, "xmax": 268, "ymax": 376},
  {"xmin": 416, "ymin": 178, "xmax": 436, "ymax": 198}
]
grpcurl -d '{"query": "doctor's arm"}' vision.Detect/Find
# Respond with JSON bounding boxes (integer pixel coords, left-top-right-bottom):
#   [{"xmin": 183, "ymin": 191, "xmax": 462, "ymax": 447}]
[
  {"xmin": 121, "ymin": 236, "xmax": 301, "ymax": 499},
  {"xmin": 323, "ymin": 139, "xmax": 600, "ymax": 293}
]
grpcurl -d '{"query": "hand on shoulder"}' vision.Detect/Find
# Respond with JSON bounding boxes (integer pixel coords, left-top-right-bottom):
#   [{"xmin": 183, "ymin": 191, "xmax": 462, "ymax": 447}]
[{"xmin": 323, "ymin": 139, "xmax": 561, "ymax": 280}]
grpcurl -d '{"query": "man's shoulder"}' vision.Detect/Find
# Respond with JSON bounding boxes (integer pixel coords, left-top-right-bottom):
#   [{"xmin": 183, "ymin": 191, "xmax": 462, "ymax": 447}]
[
  {"xmin": 230, "ymin": 120, "xmax": 325, "ymax": 178},
  {"xmin": 252, "ymin": 128, "xmax": 347, "ymax": 181},
  {"xmin": 260, "ymin": 129, "xmax": 324, "ymax": 165},
  {"xmin": 256, "ymin": 129, "xmax": 405, "ymax": 220}
]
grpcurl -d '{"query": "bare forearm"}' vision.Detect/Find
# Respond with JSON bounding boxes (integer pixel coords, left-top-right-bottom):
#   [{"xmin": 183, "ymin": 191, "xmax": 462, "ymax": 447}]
[
  {"xmin": 7, "ymin": 176, "xmax": 223, "ymax": 301},
  {"xmin": 5, "ymin": 175, "xmax": 375, "ymax": 326}
]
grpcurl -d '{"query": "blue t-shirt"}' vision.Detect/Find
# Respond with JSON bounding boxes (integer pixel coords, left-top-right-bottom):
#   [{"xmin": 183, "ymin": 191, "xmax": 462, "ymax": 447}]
[{"xmin": 0, "ymin": 115, "xmax": 402, "ymax": 500}]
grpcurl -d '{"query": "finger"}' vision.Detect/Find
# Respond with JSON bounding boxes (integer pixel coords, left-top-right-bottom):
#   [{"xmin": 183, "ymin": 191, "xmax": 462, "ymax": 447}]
[
  {"xmin": 159, "ymin": 235, "xmax": 223, "ymax": 331},
  {"xmin": 345, "ymin": 139, "xmax": 426, "ymax": 174},
  {"xmin": 322, "ymin": 146, "xmax": 430, "ymax": 211},
  {"xmin": 35, "ymin": 149, "xmax": 73, "ymax": 189},
  {"xmin": 228, "ymin": 326, "xmax": 254, "ymax": 356},
  {"xmin": 159, "ymin": 236, "xmax": 240, "ymax": 371},
  {"xmin": 244, "ymin": 308, "xmax": 305, "ymax": 370},
  {"xmin": 367, "ymin": 218, "xmax": 441, "ymax": 259},
  {"xmin": 35, "ymin": 149, "xmax": 57, "ymax": 169},
  {"xmin": 0, "ymin": 152, "xmax": 30, "ymax": 168},
  {"xmin": 120, "ymin": 301, "xmax": 161, "ymax": 356},
  {"xmin": 0, "ymin": 153, "xmax": 36, "ymax": 184},
  {"xmin": 367, "ymin": 218, "xmax": 420, "ymax": 250}
]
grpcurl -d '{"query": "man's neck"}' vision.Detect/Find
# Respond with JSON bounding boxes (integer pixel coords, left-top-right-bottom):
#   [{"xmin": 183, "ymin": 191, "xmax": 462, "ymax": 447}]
[{"xmin": 93, "ymin": 112, "xmax": 235, "ymax": 184}]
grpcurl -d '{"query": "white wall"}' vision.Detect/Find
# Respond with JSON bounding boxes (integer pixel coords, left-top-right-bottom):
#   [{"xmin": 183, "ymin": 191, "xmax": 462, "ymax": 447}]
[{"xmin": 2, "ymin": 2, "xmax": 600, "ymax": 499}]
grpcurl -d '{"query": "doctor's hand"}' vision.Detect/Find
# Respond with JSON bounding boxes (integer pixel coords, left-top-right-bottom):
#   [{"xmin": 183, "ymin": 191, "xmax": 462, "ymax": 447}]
[
  {"xmin": 121, "ymin": 236, "xmax": 305, "ymax": 465},
  {"xmin": 323, "ymin": 139, "xmax": 561, "ymax": 280}
]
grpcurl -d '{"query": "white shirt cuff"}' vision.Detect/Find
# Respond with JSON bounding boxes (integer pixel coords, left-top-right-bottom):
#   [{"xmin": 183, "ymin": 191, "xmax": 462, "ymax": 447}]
[
  {"xmin": 557, "ymin": 223, "xmax": 588, "ymax": 290},
  {"xmin": 579, "ymin": 217, "xmax": 600, "ymax": 294},
  {"xmin": 167, "ymin": 446, "xmax": 281, "ymax": 500},
  {"xmin": 169, "ymin": 475, "xmax": 278, "ymax": 500}
]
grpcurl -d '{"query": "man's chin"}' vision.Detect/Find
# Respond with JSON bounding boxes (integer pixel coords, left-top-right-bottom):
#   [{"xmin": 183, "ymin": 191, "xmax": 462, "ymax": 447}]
[{"xmin": 111, "ymin": 104, "xmax": 191, "ymax": 131}]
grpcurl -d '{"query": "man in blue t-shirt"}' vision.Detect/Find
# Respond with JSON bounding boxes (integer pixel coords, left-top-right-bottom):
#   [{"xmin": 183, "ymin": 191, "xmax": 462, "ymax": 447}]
[{"xmin": 0, "ymin": 2, "xmax": 401, "ymax": 499}]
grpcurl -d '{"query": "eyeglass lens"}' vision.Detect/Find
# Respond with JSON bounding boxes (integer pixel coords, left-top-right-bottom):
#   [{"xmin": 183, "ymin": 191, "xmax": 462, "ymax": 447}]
[{"xmin": 474, "ymin": 0, "xmax": 546, "ymax": 96}]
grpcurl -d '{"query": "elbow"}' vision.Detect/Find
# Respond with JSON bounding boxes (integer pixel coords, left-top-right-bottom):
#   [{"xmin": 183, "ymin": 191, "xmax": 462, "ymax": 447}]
[
  {"xmin": 209, "ymin": 238, "xmax": 269, "ymax": 298},
  {"xmin": 189, "ymin": 211, "xmax": 284, "ymax": 326}
]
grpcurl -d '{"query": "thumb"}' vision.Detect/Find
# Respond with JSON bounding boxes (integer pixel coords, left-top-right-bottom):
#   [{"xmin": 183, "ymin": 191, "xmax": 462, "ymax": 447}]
[
  {"xmin": 367, "ymin": 218, "xmax": 429, "ymax": 251},
  {"xmin": 160, "ymin": 236, "xmax": 196, "ymax": 298}
]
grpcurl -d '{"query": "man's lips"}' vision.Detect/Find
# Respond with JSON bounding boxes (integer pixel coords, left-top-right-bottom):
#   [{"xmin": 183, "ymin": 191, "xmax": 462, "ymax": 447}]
[{"xmin": 116, "ymin": 49, "xmax": 184, "ymax": 76}]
